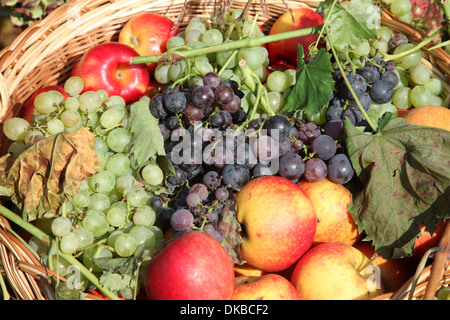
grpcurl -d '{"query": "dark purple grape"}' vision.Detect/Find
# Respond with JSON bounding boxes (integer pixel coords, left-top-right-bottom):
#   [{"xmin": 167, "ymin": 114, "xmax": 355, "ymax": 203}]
[
  {"xmin": 380, "ymin": 71, "xmax": 398, "ymax": 89},
  {"xmin": 385, "ymin": 61, "xmax": 396, "ymax": 72},
  {"xmin": 232, "ymin": 107, "xmax": 246, "ymax": 124},
  {"xmin": 150, "ymin": 94, "xmax": 168, "ymax": 118},
  {"xmin": 252, "ymin": 161, "xmax": 277, "ymax": 178},
  {"xmin": 349, "ymin": 92, "xmax": 371, "ymax": 111},
  {"xmin": 167, "ymin": 165, "xmax": 187, "ymax": 186},
  {"xmin": 304, "ymin": 158, "xmax": 328, "ymax": 182},
  {"xmin": 155, "ymin": 207, "xmax": 174, "ymax": 231},
  {"xmin": 326, "ymin": 105, "xmax": 343, "ymax": 121},
  {"xmin": 251, "ymin": 134, "xmax": 280, "ymax": 161},
  {"xmin": 170, "ymin": 209, "xmax": 194, "ymax": 231},
  {"xmin": 357, "ymin": 67, "xmax": 380, "ymax": 83},
  {"xmin": 293, "ymin": 140, "xmax": 304, "ymax": 151},
  {"xmin": 186, "ymin": 192, "xmax": 201, "ymax": 207},
  {"xmin": 278, "ymin": 137, "xmax": 293, "ymax": 156},
  {"xmin": 389, "ymin": 33, "xmax": 408, "ymax": 50},
  {"xmin": 343, "ymin": 73, "xmax": 367, "ymax": 99},
  {"xmin": 150, "ymin": 196, "xmax": 164, "ymax": 212},
  {"xmin": 341, "ymin": 108, "xmax": 363, "ymax": 125},
  {"xmin": 278, "ymin": 153, "xmax": 305, "ymax": 180},
  {"xmin": 214, "ymin": 84, "xmax": 234, "ymax": 106},
  {"xmin": 370, "ymin": 80, "xmax": 394, "ymax": 104},
  {"xmin": 164, "ymin": 115, "xmax": 180, "ymax": 130},
  {"xmin": 221, "ymin": 94, "xmax": 241, "ymax": 113},
  {"xmin": 263, "ymin": 115, "xmax": 291, "ymax": 140},
  {"xmin": 222, "ymin": 164, "xmax": 250, "ymax": 190},
  {"xmin": 203, "ymin": 72, "xmax": 221, "ymax": 90},
  {"xmin": 164, "ymin": 90, "xmax": 187, "ymax": 113},
  {"xmin": 189, "ymin": 183, "xmax": 209, "ymax": 200},
  {"xmin": 323, "ymin": 120, "xmax": 344, "ymax": 140},
  {"xmin": 183, "ymin": 101, "xmax": 204, "ymax": 121},
  {"xmin": 311, "ymin": 134, "xmax": 337, "ymax": 161},
  {"xmin": 202, "ymin": 171, "xmax": 221, "ymax": 189},
  {"xmin": 215, "ymin": 187, "xmax": 229, "ymax": 201},
  {"xmin": 211, "ymin": 113, "xmax": 225, "ymax": 128},
  {"xmin": 296, "ymin": 122, "xmax": 321, "ymax": 144},
  {"xmin": 158, "ymin": 124, "xmax": 170, "ymax": 140},
  {"xmin": 219, "ymin": 110, "xmax": 232, "ymax": 126},
  {"xmin": 192, "ymin": 85, "xmax": 215, "ymax": 109},
  {"xmin": 327, "ymin": 153, "xmax": 354, "ymax": 184},
  {"xmin": 235, "ymin": 142, "xmax": 257, "ymax": 169}
]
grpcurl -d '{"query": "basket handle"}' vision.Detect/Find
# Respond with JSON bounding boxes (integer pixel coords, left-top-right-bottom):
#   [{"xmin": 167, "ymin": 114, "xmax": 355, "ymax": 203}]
[
  {"xmin": 0, "ymin": 72, "xmax": 9, "ymax": 122},
  {"xmin": 423, "ymin": 222, "xmax": 450, "ymax": 300}
]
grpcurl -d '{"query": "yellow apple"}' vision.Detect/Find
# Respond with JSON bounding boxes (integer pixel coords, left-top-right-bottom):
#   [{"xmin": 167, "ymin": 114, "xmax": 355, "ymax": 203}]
[
  {"xmin": 297, "ymin": 178, "xmax": 361, "ymax": 246},
  {"xmin": 290, "ymin": 242, "xmax": 385, "ymax": 300},
  {"xmin": 232, "ymin": 274, "xmax": 300, "ymax": 300},
  {"xmin": 236, "ymin": 176, "xmax": 317, "ymax": 272}
]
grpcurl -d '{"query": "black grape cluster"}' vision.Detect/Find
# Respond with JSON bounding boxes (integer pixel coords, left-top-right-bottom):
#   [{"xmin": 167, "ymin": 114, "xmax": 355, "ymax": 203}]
[
  {"xmin": 325, "ymin": 57, "xmax": 399, "ymax": 137},
  {"xmin": 148, "ymin": 72, "xmax": 355, "ymax": 241}
]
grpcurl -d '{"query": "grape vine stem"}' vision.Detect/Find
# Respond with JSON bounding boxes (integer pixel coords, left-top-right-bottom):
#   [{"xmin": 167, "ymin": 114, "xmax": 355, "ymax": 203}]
[{"xmin": 130, "ymin": 26, "xmax": 323, "ymax": 65}]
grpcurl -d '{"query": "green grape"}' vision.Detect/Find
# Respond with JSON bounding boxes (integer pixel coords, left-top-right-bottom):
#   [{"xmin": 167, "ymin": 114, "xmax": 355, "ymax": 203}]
[
  {"xmin": 394, "ymin": 43, "xmax": 422, "ymax": 70},
  {"xmin": 73, "ymin": 227, "xmax": 94, "ymax": 249},
  {"xmin": 202, "ymin": 28, "xmax": 223, "ymax": 46},
  {"xmin": 95, "ymin": 150, "xmax": 108, "ymax": 169},
  {"xmin": 51, "ymin": 216, "xmax": 72, "ymax": 237},
  {"xmin": 116, "ymin": 173, "xmax": 138, "ymax": 194},
  {"xmin": 64, "ymin": 76, "xmax": 84, "ymax": 96},
  {"xmin": 88, "ymin": 170, "xmax": 116, "ymax": 194},
  {"xmin": 106, "ymin": 127, "xmax": 132, "ymax": 153},
  {"xmin": 81, "ymin": 209, "xmax": 109, "ymax": 237},
  {"xmin": 88, "ymin": 192, "xmax": 111, "ymax": 212},
  {"xmin": 409, "ymin": 65, "xmax": 430, "ymax": 85},
  {"xmin": 219, "ymin": 68, "xmax": 240, "ymax": 84},
  {"xmin": 377, "ymin": 26, "xmax": 393, "ymax": 42},
  {"xmin": 3, "ymin": 117, "xmax": 30, "ymax": 142},
  {"xmin": 72, "ymin": 192, "xmax": 91, "ymax": 208},
  {"xmin": 192, "ymin": 56, "xmax": 214, "ymax": 75},
  {"xmin": 78, "ymin": 91, "xmax": 103, "ymax": 113},
  {"xmin": 370, "ymin": 38, "xmax": 389, "ymax": 56},
  {"xmin": 150, "ymin": 225, "xmax": 164, "ymax": 244},
  {"xmin": 64, "ymin": 96, "xmax": 80, "ymax": 111},
  {"xmin": 34, "ymin": 91, "xmax": 64, "ymax": 114},
  {"xmin": 424, "ymin": 78, "xmax": 443, "ymax": 95},
  {"xmin": 392, "ymin": 87, "xmax": 412, "ymax": 110},
  {"xmin": 124, "ymin": 188, "xmax": 150, "ymax": 208},
  {"xmin": 430, "ymin": 95, "xmax": 444, "ymax": 107},
  {"xmin": 185, "ymin": 21, "xmax": 207, "ymax": 35},
  {"xmin": 185, "ymin": 29, "xmax": 203, "ymax": 43},
  {"xmin": 436, "ymin": 287, "xmax": 450, "ymax": 300},
  {"xmin": 267, "ymin": 91, "xmax": 285, "ymax": 113},
  {"xmin": 128, "ymin": 225, "xmax": 156, "ymax": 247},
  {"xmin": 114, "ymin": 234, "xmax": 137, "ymax": 257},
  {"xmin": 166, "ymin": 36, "xmax": 185, "ymax": 50},
  {"xmin": 239, "ymin": 46, "xmax": 266, "ymax": 71},
  {"xmin": 216, "ymin": 40, "xmax": 239, "ymax": 68},
  {"xmin": 141, "ymin": 163, "xmax": 164, "ymax": 186},
  {"xmin": 186, "ymin": 40, "xmax": 207, "ymax": 58},
  {"xmin": 7, "ymin": 141, "xmax": 26, "ymax": 157},
  {"xmin": 100, "ymin": 108, "xmax": 123, "ymax": 129},
  {"xmin": 390, "ymin": 0, "xmax": 412, "ymax": 17},
  {"xmin": 106, "ymin": 205, "xmax": 128, "ymax": 227},
  {"xmin": 168, "ymin": 59, "xmax": 187, "ymax": 82},
  {"xmin": 107, "ymin": 229, "xmax": 124, "ymax": 247},
  {"xmin": 352, "ymin": 40, "xmax": 371, "ymax": 58},
  {"xmin": 97, "ymin": 89, "xmax": 108, "ymax": 102},
  {"xmin": 410, "ymin": 85, "xmax": 432, "ymax": 108},
  {"xmin": 398, "ymin": 11, "xmax": 413, "ymax": 24},
  {"xmin": 60, "ymin": 110, "xmax": 82, "ymax": 128},
  {"xmin": 133, "ymin": 205, "xmax": 157, "ymax": 226},
  {"xmin": 59, "ymin": 232, "xmax": 79, "ymax": 254},
  {"xmin": 105, "ymin": 153, "xmax": 131, "ymax": 177},
  {"xmin": 105, "ymin": 95, "xmax": 126, "ymax": 109},
  {"xmin": 267, "ymin": 71, "xmax": 289, "ymax": 93},
  {"xmin": 154, "ymin": 62, "xmax": 171, "ymax": 84},
  {"xmin": 242, "ymin": 20, "xmax": 264, "ymax": 38},
  {"xmin": 80, "ymin": 111, "xmax": 98, "ymax": 128},
  {"xmin": 95, "ymin": 136, "xmax": 109, "ymax": 153}
]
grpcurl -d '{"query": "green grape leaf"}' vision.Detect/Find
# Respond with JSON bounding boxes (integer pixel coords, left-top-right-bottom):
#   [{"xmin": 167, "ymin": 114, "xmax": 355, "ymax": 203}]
[
  {"xmin": 0, "ymin": 128, "xmax": 101, "ymax": 221},
  {"xmin": 319, "ymin": 0, "xmax": 380, "ymax": 50},
  {"xmin": 344, "ymin": 117, "xmax": 450, "ymax": 260},
  {"xmin": 280, "ymin": 46, "xmax": 334, "ymax": 119}
]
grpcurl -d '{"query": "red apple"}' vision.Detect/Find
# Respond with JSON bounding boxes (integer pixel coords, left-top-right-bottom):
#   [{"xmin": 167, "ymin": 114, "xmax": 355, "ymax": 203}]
[
  {"xmin": 145, "ymin": 230, "xmax": 235, "ymax": 300},
  {"xmin": 119, "ymin": 13, "xmax": 178, "ymax": 76},
  {"xmin": 268, "ymin": 8, "xmax": 324, "ymax": 67},
  {"xmin": 70, "ymin": 42, "xmax": 149, "ymax": 104},
  {"xmin": 353, "ymin": 240, "xmax": 416, "ymax": 293},
  {"xmin": 236, "ymin": 176, "xmax": 317, "ymax": 272},
  {"xmin": 290, "ymin": 242, "xmax": 385, "ymax": 300},
  {"xmin": 297, "ymin": 178, "xmax": 361, "ymax": 246},
  {"xmin": 23, "ymin": 85, "xmax": 67, "ymax": 123},
  {"xmin": 232, "ymin": 274, "xmax": 300, "ymax": 300}
]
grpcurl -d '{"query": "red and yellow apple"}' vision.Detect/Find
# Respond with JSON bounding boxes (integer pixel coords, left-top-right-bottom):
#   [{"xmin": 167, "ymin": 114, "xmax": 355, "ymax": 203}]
[
  {"xmin": 119, "ymin": 13, "xmax": 178, "ymax": 76},
  {"xmin": 232, "ymin": 274, "xmax": 300, "ymax": 300},
  {"xmin": 353, "ymin": 239, "xmax": 416, "ymax": 293},
  {"xmin": 290, "ymin": 242, "xmax": 385, "ymax": 300},
  {"xmin": 236, "ymin": 176, "xmax": 317, "ymax": 272},
  {"xmin": 145, "ymin": 231, "xmax": 235, "ymax": 300},
  {"xmin": 71, "ymin": 42, "xmax": 149, "ymax": 104},
  {"xmin": 297, "ymin": 178, "xmax": 361, "ymax": 246},
  {"xmin": 268, "ymin": 8, "xmax": 324, "ymax": 67}
]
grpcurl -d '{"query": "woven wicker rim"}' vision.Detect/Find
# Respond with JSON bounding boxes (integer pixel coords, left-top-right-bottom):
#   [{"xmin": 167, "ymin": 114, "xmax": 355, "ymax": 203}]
[{"xmin": 0, "ymin": 0, "xmax": 449, "ymax": 300}]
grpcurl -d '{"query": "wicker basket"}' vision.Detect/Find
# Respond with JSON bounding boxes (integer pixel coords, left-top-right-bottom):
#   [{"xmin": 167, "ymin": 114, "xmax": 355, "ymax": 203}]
[{"xmin": 0, "ymin": 0, "xmax": 449, "ymax": 300}]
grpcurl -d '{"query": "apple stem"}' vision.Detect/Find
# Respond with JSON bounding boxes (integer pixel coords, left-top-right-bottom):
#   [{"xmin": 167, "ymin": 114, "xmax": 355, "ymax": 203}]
[{"xmin": 130, "ymin": 25, "xmax": 323, "ymax": 65}]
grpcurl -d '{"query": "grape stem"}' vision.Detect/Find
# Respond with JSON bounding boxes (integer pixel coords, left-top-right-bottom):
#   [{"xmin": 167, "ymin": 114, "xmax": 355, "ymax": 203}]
[
  {"xmin": 326, "ymin": 26, "xmax": 378, "ymax": 133},
  {"xmin": 381, "ymin": 27, "xmax": 444, "ymax": 62},
  {"xmin": 0, "ymin": 203, "xmax": 121, "ymax": 300},
  {"xmin": 130, "ymin": 25, "xmax": 323, "ymax": 65}
]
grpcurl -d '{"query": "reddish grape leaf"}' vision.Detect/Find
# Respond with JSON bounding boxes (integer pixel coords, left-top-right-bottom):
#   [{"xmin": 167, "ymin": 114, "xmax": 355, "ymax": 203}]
[
  {"xmin": 217, "ymin": 199, "xmax": 246, "ymax": 265},
  {"xmin": 0, "ymin": 128, "xmax": 101, "ymax": 221},
  {"xmin": 344, "ymin": 117, "xmax": 450, "ymax": 259}
]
